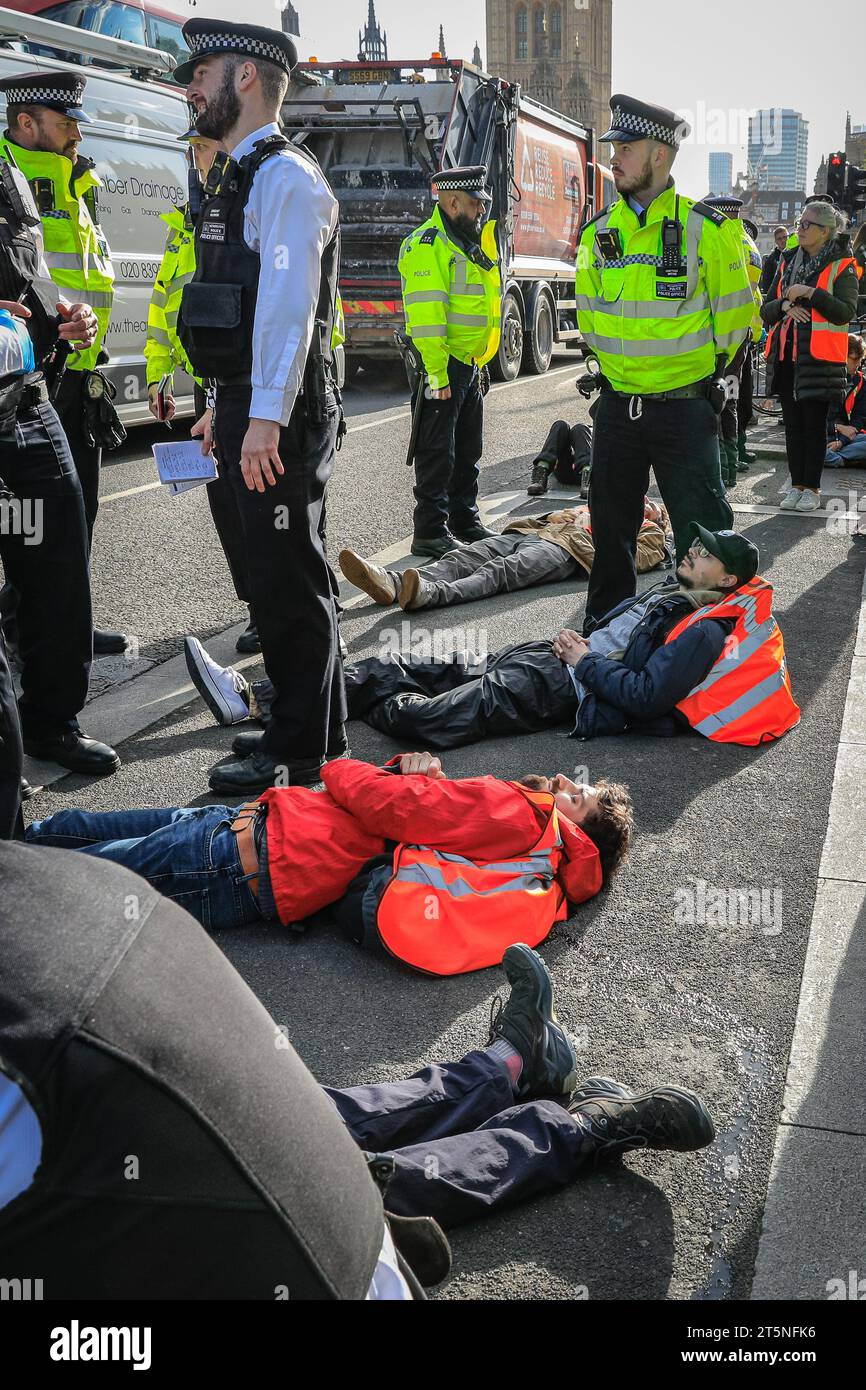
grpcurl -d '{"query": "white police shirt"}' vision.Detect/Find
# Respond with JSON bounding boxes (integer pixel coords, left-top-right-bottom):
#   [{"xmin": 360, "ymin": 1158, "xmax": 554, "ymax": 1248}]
[{"xmin": 229, "ymin": 121, "xmax": 339, "ymax": 428}]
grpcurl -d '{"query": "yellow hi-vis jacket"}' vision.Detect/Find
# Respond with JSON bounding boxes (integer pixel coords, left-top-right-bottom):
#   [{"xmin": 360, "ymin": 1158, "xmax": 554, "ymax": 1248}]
[
  {"xmin": 742, "ymin": 228, "xmax": 764, "ymax": 343},
  {"xmin": 575, "ymin": 183, "xmax": 755, "ymax": 393},
  {"xmin": 145, "ymin": 207, "xmax": 197, "ymax": 386},
  {"xmin": 0, "ymin": 136, "xmax": 114, "ymax": 373},
  {"xmin": 398, "ymin": 205, "xmax": 501, "ymax": 390}
]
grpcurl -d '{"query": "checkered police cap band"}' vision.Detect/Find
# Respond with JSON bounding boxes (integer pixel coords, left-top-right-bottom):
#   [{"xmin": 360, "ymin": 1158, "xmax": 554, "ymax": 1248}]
[
  {"xmin": 3, "ymin": 83, "xmax": 85, "ymax": 105},
  {"xmin": 188, "ymin": 30, "xmax": 292, "ymax": 72},
  {"xmin": 434, "ymin": 176, "xmax": 485, "ymax": 191},
  {"xmin": 609, "ymin": 106, "xmax": 681, "ymax": 144}
]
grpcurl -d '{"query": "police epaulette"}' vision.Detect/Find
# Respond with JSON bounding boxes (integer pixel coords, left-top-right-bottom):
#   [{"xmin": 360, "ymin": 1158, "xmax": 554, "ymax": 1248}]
[
  {"xmin": 419, "ymin": 227, "xmax": 439, "ymax": 245},
  {"xmin": 690, "ymin": 200, "xmax": 727, "ymax": 228},
  {"xmin": 580, "ymin": 206, "xmax": 611, "ymax": 234}
]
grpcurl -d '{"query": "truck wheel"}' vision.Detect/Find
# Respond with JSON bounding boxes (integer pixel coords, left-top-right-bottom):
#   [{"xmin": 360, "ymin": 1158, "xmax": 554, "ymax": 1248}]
[
  {"xmin": 491, "ymin": 291, "xmax": 523, "ymax": 382},
  {"xmin": 523, "ymin": 290, "xmax": 554, "ymax": 375}
]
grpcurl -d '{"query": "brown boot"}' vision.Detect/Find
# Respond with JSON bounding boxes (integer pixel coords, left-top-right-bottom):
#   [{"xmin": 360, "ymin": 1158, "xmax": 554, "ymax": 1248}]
[
  {"xmin": 399, "ymin": 568, "xmax": 434, "ymax": 611},
  {"xmin": 339, "ymin": 548, "xmax": 398, "ymax": 605}
]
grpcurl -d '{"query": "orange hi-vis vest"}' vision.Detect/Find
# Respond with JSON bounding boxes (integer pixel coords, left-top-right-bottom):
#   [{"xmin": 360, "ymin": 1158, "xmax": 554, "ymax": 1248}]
[
  {"xmin": 664, "ymin": 577, "xmax": 800, "ymax": 746},
  {"xmin": 375, "ymin": 787, "xmax": 567, "ymax": 976},
  {"xmin": 766, "ymin": 256, "xmax": 856, "ymax": 364}
]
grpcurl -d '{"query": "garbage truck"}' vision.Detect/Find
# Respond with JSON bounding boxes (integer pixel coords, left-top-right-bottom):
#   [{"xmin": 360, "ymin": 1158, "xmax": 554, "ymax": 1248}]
[{"xmin": 282, "ymin": 55, "xmax": 606, "ymax": 381}]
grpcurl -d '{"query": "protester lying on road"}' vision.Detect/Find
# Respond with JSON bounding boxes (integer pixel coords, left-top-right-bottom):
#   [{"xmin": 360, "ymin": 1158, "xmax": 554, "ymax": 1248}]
[
  {"xmin": 184, "ymin": 525, "xmax": 799, "ymax": 751},
  {"xmin": 26, "ymin": 752, "xmax": 632, "ymax": 972},
  {"xmin": 339, "ymin": 500, "xmax": 670, "ymax": 614},
  {"xmin": 527, "ymin": 419, "xmax": 593, "ymax": 496},
  {"xmin": 0, "ymin": 844, "xmax": 714, "ymax": 1298}
]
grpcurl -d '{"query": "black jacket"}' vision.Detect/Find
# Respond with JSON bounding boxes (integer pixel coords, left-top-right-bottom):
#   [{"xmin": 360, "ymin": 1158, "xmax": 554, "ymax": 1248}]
[
  {"xmin": 827, "ymin": 369, "xmax": 866, "ymax": 439},
  {"xmin": 760, "ymin": 245, "xmax": 784, "ymax": 294},
  {"xmin": 761, "ymin": 236, "xmax": 860, "ymax": 402},
  {"xmin": 571, "ymin": 579, "xmax": 732, "ymax": 739}
]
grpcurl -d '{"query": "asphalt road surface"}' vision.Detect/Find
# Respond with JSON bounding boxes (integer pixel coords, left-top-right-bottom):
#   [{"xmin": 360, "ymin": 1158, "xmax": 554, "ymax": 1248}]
[{"xmin": 21, "ymin": 358, "xmax": 866, "ymax": 1301}]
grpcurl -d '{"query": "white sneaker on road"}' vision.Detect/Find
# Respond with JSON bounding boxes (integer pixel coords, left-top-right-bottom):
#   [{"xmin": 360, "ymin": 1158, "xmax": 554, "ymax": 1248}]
[
  {"xmin": 184, "ymin": 636, "xmax": 252, "ymax": 726},
  {"xmin": 795, "ymin": 490, "xmax": 822, "ymax": 512},
  {"xmin": 779, "ymin": 488, "xmax": 802, "ymax": 511}
]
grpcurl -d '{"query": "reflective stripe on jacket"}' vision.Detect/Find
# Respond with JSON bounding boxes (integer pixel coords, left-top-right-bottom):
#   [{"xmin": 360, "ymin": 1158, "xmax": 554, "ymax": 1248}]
[
  {"xmin": 375, "ymin": 788, "xmax": 584, "ymax": 975},
  {"xmin": 575, "ymin": 184, "xmax": 755, "ymax": 392},
  {"xmin": 0, "ymin": 136, "xmax": 114, "ymax": 372},
  {"xmin": 398, "ymin": 205, "xmax": 501, "ymax": 391},
  {"xmin": 664, "ymin": 577, "xmax": 800, "ymax": 745}
]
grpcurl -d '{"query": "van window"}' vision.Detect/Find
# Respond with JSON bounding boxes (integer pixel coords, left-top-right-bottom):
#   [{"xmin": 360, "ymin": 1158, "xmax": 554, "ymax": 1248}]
[
  {"xmin": 146, "ymin": 14, "xmax": 188, "ymax": 64},
  {"xmin": 82, "ymin": 1, "xmax": 147, "ymax": 46}
]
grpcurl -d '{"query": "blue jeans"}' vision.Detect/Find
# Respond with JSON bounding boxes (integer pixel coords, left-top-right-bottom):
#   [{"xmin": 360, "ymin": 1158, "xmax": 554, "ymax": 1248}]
[
  {"xmin": 326, "ymin": 1051, "xmax": 591, "ymax": 1228},
  {"xmin": 25, "ymin": 805, "xmax": 264, "ymax": 930},
  {"xmin": 825, "ymin": 435, "xmax": 866, "ymax": 467}
]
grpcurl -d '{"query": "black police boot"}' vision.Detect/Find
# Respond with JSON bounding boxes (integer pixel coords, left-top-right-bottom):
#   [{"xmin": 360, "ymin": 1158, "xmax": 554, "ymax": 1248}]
[
  {"xmin": 232, "ymin": 729, "xmax": 350, "ymax": 761},
  {"xmin": 569, "ymin": 1076, "xmax": 715, "ymax": 1160},
  {"xmin": 451, "ymin": 521, "xmax": 495, "ymax": 543},
  {"xmin": 93, "ymin": 629, "xmax": 128, "ymax": 656},
  {"xmin": 236, "ymin": 608, "xmax": 261, "ymax": 655},
  {"xmin": 410, "ymin": 532, "xmax": 463, "ymax": 561},
  {"xmin": 737, "ymin": 434, "xmax": 756, "ymax": 470},
  {"xmin": 23, "ymin": 731, "xmax": 121, "ymax": 776},
  {"xmin": 208, "ymin": 750, "xmax": 323, "ymax": 796},
  {"xmin": 721, "ymin": 440, "xmax": 739, "ymax": 488},
  {"xmin": 488, "ymin": 943, "xmax": 578, "ymax": 1100},
  {"xmin": 527, "ymin": 460, "xmax": 552, "ymax": 496}
]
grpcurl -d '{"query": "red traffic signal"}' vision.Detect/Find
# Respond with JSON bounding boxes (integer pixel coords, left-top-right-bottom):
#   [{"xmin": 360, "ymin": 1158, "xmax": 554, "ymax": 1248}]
[{"xmin": 827, "ymin": 152, "xmax": 847, "ymax": 201}]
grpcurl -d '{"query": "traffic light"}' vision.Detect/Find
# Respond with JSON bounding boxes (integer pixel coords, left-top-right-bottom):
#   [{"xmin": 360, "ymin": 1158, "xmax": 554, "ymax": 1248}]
[
  {"xmin": 845, "ymin": 165, "xmax": 866, "ymax": 216},
  {"xmin": 827, "ymin": 152, "xmax": 846, "ymax": 203}
]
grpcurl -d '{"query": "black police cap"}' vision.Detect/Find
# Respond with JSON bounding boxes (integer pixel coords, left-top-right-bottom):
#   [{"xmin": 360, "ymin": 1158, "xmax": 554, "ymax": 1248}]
[
  {"xmin": 431, "ymin": 165, "xmax": 492, "ymax": 206},
  {"xmin": 0, "ymin": 70, "xmax": 91, "ymax": 123},
  {"xmin": 687, "ymin": 523, "xmax": 759, "ymax": 584},
  {"xmin": 174, "ymin": 19, "xmax": 298, "ymax": 86},
  {"xmin": 601, "ymin": 94, "xmax": 690, "ymax": 148}
]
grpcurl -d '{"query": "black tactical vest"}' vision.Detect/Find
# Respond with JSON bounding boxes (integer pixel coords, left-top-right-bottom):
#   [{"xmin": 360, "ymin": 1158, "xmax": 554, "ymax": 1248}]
[
  {"xmin": 0, "ymin": 161, "xmax": 60, "ymax": 368},
  {"xmin": 178, "ymin": 134, "xmax": 340, "ymax": 387}
]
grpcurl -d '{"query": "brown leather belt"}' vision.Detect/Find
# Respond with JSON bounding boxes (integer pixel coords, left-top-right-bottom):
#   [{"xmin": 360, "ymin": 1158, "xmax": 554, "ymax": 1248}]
[{"xmin": 230, "ymin": 799, "xmax": 263, "ymax": 900}]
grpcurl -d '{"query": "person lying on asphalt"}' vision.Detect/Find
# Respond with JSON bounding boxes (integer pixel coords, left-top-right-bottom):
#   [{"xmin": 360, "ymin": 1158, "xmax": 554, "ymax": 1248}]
[
  {"xmin": 0, "ymin": 842, "xmax": 715, "ymax": 1299},
  {"xmin": 339, "ymin": 500, "xmax": 670, "ymax": 614},
  {"xmin": 26, "ymin": 752, "xmax": 633, "ymax": 972},
  {"xmin": 184, "ymin": 524, "xmax": 799, "ymax": 751}
]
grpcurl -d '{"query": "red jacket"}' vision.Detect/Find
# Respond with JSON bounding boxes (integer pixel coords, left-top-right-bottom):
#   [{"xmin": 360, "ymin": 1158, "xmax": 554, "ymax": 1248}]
[{"xmin": 259, "ymin": 757, "xmax": 602, "ymax": 929}]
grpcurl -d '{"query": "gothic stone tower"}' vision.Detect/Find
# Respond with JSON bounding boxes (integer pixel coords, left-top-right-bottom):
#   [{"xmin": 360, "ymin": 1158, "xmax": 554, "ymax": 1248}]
[{"xmin": 485, "ymin": 0, "xmax": 612, "ymax": 147}]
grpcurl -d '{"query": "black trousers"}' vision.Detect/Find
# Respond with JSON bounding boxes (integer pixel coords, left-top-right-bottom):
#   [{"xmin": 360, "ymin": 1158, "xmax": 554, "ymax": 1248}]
[
  {"xmin": 737, "ymin": 347, "xmax": 754, "ymax": 433},
  {"xmin": 535, "ymin": 420, "xmax": 592, "ymax": 484},
  {"xmin": 0, "ymin": 400, "xmax": 91, "ymax": 740},
  {"xmin": 585, "ymin": 388, "xmax": 732, "ymax": 632},
  {"xmin": 774, "ymin": 361, "xmax": 830, "ymax": 489},
  {"xmin": 345, "ymin": 640, "xmax": 576, "ymax": 750},
  {"xmin": 413, "ymin": 357, "xmax": 484, "ymax": 538},
  {"xmin": 212, "ymin": 386, "xmax": 346, "ymax": 763},
  {"xmin": 53, "ymin": 369, "xmax": 101, "ymax": 546},
  {"xmin": 199, "ymin": 382, "xmax": 252, "ymax": 609},
  {"xmin": 0, "ymin": 628, "xmax": 23, "ymax": 840}
]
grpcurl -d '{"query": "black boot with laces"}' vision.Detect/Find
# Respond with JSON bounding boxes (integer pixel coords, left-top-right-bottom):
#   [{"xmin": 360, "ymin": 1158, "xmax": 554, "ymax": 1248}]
[
  {"xmin": 569, "ymin": 1076, "xmax": 715, "ymax": 1161},
  {"xmin": 527, "ymin": 461, "xmax": 552, "ymax": 496}
]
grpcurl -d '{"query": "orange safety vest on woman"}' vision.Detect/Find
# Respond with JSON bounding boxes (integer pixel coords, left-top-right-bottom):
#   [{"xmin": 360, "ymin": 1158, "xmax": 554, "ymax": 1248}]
[
  {"xmin": 664, "ymin": 577, "xmax": 800, "ymax": 745},
  {"xmin": 765, "ymin": 256, "xmax": 857, "ymax": 364},
  {"xmin": 375, "ymin": 788, "xmax": 568, "ymax": 976}
]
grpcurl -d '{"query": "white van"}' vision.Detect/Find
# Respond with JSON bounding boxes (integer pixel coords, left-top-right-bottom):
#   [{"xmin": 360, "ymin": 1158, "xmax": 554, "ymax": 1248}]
[{"xmin": 0, "ymin": 5, "xmax": 192, "ymax": 423}]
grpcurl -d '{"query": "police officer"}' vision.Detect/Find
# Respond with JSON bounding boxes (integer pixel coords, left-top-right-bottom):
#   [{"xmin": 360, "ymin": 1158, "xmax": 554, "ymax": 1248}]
[
  {"xmin": 575, "ymin": 95, "xmax": 755, "ymax": 633},
  {"xmin": 176, "ymin": 18, "xmax": 346, "ymax": 795},
  {"xmin": 0, "ymin": 162, "xmax": 119, "ymax": 777},
  {"xmin": 399, "ymin": 166, "xmax": 501, "ymax": 558},
  {"xmin": 703, "ymin": 196, "xmax": 764, "ymax": 482},
  {"xmin": 144, "ymin": 126, "xmax": 259, "ymax": 655},
  {"xmin": 0, "ymin": 70, "xmax": 127, "ymax": 656}
]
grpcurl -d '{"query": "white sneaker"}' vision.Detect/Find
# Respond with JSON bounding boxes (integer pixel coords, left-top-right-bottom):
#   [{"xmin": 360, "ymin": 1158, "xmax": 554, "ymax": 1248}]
[
  {"xmin": 184, "ymin": 636, "xmax": 252, "ymax": 726},
  {"xmin": 795, "ymin": 490, "xmax": 822, "ymax": 513},
  {"xmin": 779, "ymin": 488, "xmax": 802, "ymax": 510}
]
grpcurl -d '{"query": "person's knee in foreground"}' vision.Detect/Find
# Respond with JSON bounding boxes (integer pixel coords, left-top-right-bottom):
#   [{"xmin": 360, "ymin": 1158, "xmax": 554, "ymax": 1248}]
[
  {"xmin": 337, "ymin": 498, "xmax": 670, "ymax": 614},
  {"xmin": 327, "ymin": 942, "xmax": 715, "ymax": 1227},
  {"xmin": 27, "ymin": 751, "xmax": 633, "ymax": 972}
]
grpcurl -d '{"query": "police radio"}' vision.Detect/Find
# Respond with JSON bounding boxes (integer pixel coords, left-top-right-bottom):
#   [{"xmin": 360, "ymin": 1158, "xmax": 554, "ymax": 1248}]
[{"xmin": 658, "ymin": 196, "xmax": 686, "ymax": 277}]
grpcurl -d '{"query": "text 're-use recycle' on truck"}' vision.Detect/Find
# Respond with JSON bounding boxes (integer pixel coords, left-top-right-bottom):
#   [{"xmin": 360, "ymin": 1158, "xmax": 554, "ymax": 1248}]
[{"xmin": 282, "ymin": 54, "xmax": 615, "ymax": 383}]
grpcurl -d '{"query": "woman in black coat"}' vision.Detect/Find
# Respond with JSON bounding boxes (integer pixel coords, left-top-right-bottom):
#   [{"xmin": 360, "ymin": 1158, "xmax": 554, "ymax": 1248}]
[{"xmin": 761, "ymin": 201, "xmax": 860, "ymax": 511}]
